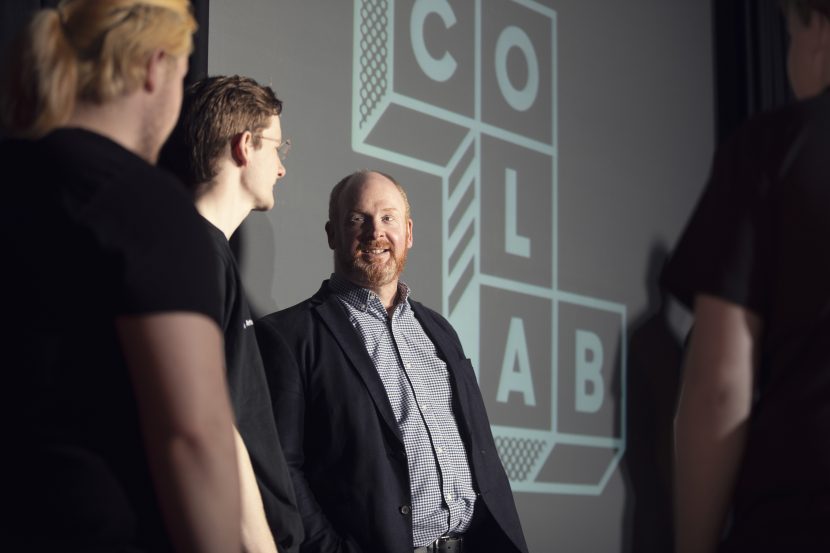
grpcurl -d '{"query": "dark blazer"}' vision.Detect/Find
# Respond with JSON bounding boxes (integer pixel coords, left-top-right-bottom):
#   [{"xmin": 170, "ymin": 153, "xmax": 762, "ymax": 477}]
[{"xmin": 256, "ymin": 281, "xmax": 528, "ymax": 553}]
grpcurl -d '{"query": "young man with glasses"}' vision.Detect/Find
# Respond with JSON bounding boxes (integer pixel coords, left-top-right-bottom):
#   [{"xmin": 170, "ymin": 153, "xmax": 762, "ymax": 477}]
[{"xmin": 161, "ymin": 75, "xmax": 302, "ymax": 553}]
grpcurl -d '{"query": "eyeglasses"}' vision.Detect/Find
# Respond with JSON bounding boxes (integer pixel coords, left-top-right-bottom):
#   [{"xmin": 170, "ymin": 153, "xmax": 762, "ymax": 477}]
[{"xmin": 259, "ymin": 136, "xmax": 291, "ymax": 161}]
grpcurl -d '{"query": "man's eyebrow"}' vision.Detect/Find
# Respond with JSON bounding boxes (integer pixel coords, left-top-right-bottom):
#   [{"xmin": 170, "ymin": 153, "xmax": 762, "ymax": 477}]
[{"xmin": 346, "ymin": 207, "xmax": 401, "ymax": 215}]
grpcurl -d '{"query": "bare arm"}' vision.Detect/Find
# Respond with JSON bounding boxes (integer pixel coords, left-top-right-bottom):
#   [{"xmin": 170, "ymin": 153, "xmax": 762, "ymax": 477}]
[
  {"xmin": 235, "ymin": 427, "xmax": 279, "ymax": 553},
  {"xmin": 674, "ymin": 294, "xmax": 761, "ymax": 553},
  {"xmin": 118, "ymin": 312, "xmax": 241, "ymax": 553}
]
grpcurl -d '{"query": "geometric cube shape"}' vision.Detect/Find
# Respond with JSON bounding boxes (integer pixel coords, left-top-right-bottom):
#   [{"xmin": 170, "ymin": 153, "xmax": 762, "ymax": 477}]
[
  {"xmin": 363, "ymin": 103, "xmax": 471, "ymax": 168},
  {"xmin": 490, "ymin": 291, "xmax": 626, "ymax": 495},
  {"xmin": 353, "ymin": 0, "xmax": 627, "ymax": 497},
  {"xmin": 479, "ymin": 286, "xmax": 552, "ymax": 431},
  {"xmin": 479, "ymin": 135, "xmax": 553, "ymax": 288},
  {"xmin": 481, "ymin": 0, "xmax": 555, "ymax": 145},
  {"xmin": 393, "ymin": 0, "xmax": 475, "ymax": 119},
  {"xmin": 535, "ymin": 442, "xmax": 621, "ymax": 489},
  {"xmin": 556, "ymin": 295, "xmax": 625, "ymax": 442},
  {"xmin": 354, "ymin": 0, "xmax": 474, "ymax": 171}
]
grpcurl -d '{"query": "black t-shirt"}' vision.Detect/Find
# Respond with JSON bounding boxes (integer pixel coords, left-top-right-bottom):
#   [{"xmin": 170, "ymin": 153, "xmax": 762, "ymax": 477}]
[
  {"xmin": 663, "ymin": 91, "xmax": 830, "ymax": 549},
  {"xmin": 205, "ymin": 222, "xmax": 304, "ymax": 553},
  {"xmin": 1, "ymin": 129, "xmax": 221, "ymax": 552}
]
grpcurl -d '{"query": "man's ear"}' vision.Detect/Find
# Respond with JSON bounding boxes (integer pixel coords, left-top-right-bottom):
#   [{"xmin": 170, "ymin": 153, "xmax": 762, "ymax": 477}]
[
  {"xmin": 406, "ymin": 218, "xmax": 413, "ymax": 248},
  {"xmin": 144, "ymin": 49, "xmax": 167, "ymax": 92},
  {"xmin": 231, "ymin": 131, "xmax": 253, "ymax": 167},
  {"xmin": 325, "ymin": 221, "xmax": 336, "ymax": 250}
]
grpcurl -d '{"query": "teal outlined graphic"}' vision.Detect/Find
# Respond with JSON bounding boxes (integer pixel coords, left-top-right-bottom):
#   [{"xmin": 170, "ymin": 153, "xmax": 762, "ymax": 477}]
[{"xmin": 352, "ymin": 0, "xmax": 626, "ymax": 495}]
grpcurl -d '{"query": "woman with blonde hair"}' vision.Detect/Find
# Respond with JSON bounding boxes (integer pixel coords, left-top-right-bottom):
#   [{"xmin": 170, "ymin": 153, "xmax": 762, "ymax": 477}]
[{"xmin": 0, "ymin": 1, "xmax": 241, "ymax": 551}]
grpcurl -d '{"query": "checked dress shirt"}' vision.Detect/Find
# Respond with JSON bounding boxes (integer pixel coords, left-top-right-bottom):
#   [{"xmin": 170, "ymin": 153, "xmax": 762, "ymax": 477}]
[{"xmin": 330, "ymin": 274, "xmax": 477, "ymax": 547}]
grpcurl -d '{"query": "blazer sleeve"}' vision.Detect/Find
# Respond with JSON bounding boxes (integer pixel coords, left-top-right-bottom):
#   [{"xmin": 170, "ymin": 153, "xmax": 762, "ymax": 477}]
[{"xmin": 255, "ymin": 316, "xmax": 364, "ymax": 553}]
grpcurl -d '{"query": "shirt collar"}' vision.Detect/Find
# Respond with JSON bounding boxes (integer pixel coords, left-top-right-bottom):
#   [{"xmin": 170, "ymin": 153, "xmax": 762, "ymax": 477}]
[{"xmin": 329, "ymin": 273, "xmax": 411, "ymax": 315}]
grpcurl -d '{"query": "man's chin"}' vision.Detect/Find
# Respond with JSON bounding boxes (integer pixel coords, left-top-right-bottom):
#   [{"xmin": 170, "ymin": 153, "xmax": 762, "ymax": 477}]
[
  {"xmin": 349, "ymin": 263, "xmax": 399, "ymax": 289},
  {"xmin": 253, "ymin": 196, "xmax": 275, "ymax": 212}
]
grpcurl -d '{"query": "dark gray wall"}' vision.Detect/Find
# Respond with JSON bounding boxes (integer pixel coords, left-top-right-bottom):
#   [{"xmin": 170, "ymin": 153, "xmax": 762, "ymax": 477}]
[{"xmin": 209, "ymin": 1, "xmax": 713, "ymax": 551}]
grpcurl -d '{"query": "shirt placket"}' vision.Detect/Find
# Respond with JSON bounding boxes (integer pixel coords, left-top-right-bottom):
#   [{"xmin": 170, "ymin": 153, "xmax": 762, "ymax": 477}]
[{"xmin": 391, "ymin": 309, "xmax": 462, "ymax": 534}]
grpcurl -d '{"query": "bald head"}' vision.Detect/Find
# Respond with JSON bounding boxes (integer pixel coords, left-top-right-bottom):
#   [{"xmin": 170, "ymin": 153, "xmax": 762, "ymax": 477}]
[
  {"xmin": 328, "ymin": 170, "xmax": 411, "ymax": 226},
  {"xmin": 326, "ymin": 170, "xmax": 413, "ymax": 298}
]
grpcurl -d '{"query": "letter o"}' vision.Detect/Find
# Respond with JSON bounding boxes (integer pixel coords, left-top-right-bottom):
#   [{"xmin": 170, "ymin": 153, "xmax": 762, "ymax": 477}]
[{"xmin": 495, "ymin": 26, "xmax": 539, "ymax": 112}]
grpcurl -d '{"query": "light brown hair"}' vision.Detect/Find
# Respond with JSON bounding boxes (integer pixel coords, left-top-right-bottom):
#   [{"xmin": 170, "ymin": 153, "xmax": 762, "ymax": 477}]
[{"xmin": 160, "ymin": 75, "xmax": 283, "ymax": 195}]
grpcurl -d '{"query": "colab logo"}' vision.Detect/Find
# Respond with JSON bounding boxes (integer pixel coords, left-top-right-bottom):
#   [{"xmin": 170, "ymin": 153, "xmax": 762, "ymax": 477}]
[{"xmin": 352, "ymin": 0, "xmax": 626, "ymax": 495}]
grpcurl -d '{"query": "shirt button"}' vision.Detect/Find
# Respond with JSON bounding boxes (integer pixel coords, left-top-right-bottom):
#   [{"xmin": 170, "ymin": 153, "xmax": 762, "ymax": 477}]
[
  {"xmin": 399, "ymin": 505, "xmax": 411, "ymax": 515},
  {"xmin": 445, "ymin": 493, "xmax": 453, "ymax": 502},
  {"xmin": 437, "ymin": 446, "xmax": 444, "ymax": 454}
]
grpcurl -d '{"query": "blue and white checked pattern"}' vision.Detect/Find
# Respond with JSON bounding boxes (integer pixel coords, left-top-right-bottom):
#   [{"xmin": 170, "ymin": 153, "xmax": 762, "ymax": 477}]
[{"xmin": 329, "ymin": 274, "xmax": 477, "ymax": 547}]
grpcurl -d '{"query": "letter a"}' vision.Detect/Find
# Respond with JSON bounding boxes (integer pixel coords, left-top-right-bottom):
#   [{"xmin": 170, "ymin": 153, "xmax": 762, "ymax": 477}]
[{"xmin": 497, "ymin": 317, "xmax": 536, "ymax": 406}]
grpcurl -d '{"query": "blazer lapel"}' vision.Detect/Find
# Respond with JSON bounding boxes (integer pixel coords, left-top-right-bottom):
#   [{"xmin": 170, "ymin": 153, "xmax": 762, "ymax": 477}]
[
  {"xmin": 313, "ymin": 286, "xmax": 404, "ymax": 446},
  {"xmin": 410, "ymin": 301, "xmax": 476, "ymax": 438},
  {"xmin": 410, "ymin": 301, "xmax": 460, "ymax": 370}
]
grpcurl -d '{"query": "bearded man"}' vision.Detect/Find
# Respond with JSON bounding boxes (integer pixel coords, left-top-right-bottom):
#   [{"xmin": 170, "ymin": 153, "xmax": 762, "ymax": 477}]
[{"xmin": 256, "ymin": 170, "xmax": 528, "ymax": 553}]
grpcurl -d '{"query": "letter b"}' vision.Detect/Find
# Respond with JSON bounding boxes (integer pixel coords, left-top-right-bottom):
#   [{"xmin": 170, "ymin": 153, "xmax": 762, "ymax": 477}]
[{"xmin": 575, "ymin": 330, "xmax": 603, "ymax": 413}]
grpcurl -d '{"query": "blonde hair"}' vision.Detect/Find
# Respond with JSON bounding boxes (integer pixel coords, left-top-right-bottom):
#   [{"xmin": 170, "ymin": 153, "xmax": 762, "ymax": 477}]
[{"xmin": 1, "ymin": 0, "xmax": 197, "ymax": 138}]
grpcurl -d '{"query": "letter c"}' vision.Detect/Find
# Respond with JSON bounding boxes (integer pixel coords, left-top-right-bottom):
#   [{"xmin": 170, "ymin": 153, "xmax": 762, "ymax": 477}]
[{"xmin": 411, "ymin": 0, "xmax": 458, "ymax": 82}]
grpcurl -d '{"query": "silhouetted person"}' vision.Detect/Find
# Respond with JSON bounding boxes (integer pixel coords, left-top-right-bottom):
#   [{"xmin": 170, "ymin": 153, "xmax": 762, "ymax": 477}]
[
  {"xmin": 624, "ymin": 244, "xmax": 684, "ymax": 553},
  {"xmin": 0, "ymin": 2, "xmax": 240, "ymax": 551},
  {"xmin": 664, "ymin": 1, "xmax": 830, "ymax": 551}
]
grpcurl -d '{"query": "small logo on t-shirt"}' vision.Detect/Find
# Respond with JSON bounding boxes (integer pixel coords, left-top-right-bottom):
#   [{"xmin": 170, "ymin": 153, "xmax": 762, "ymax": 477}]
[{"xmin": 243, "ymin": 319, "xmax": 254, "ymax": 329}]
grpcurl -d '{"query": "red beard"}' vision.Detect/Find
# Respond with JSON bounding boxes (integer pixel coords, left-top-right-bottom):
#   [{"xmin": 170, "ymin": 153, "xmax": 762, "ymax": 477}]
[{"xmin": 341, "ymin": 239, "xmax": 408, "ymax": 288}]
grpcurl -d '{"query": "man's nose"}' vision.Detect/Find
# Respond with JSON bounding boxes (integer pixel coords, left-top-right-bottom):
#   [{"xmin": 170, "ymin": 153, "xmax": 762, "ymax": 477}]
[{"xmin": 361, "ymin": 218, "xmax": 382, "ymax": 239}]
